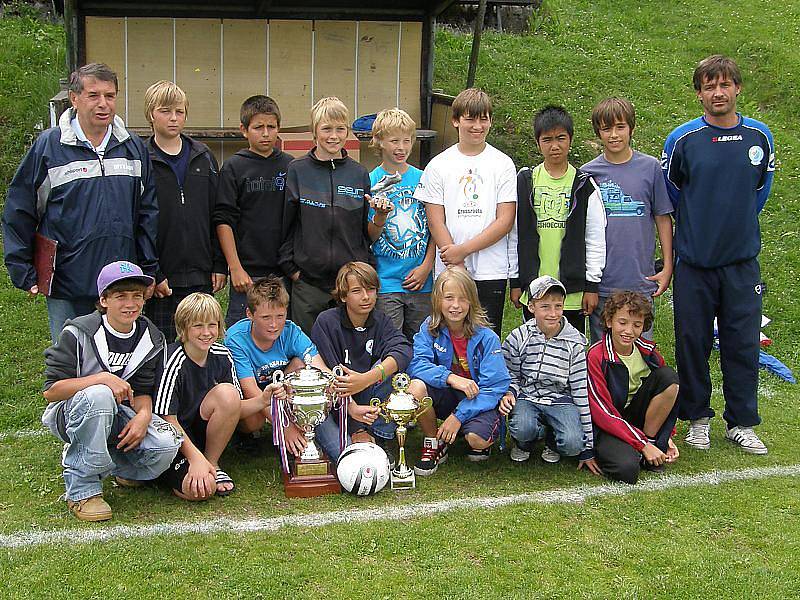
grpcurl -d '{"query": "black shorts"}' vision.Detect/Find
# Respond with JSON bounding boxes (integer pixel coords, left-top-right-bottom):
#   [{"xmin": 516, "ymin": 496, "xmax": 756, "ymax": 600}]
[
  {"xmin": 623, "ymin": 366, "xmax": 679, "ymax": 429},
  {"xmin": 428, "ymin": 386, "xmax": 501, "ymax": 443},
  {"xmin": 158, "ymin": 416, "xmax": 208, "ymax": 493},
  {"xmin": 159, "ymin": 456, "xmax": 191, "ymax": 492}
]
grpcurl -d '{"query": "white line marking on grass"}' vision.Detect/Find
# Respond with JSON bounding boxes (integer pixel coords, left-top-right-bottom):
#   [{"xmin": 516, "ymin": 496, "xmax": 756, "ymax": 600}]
[
  {"xmin": 2, "ymin": 464, "xmax": 799, "ymax": 549},
  {"xmin": 0, "ymin": 428, "xmax": 47, "ymax": 442}
]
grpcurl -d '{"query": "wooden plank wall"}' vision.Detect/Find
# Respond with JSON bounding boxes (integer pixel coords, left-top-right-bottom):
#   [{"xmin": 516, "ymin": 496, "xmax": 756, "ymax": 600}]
[
  {"xmin": 83, "ymin": 17, "xmax": 424, "ymax": 162},
  {"xmin": 430, "ymin": 99, "xmax": 459, "ymax": 158}
]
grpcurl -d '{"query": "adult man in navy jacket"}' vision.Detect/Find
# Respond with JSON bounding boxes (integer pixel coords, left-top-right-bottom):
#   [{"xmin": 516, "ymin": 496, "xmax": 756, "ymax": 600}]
[
  {"xmin": 662, "ymin": 55, "xmax": 774, "ymax": 454},
  {"xmin": 3, "ymin": 63, "xmax": 159, "ymax": 342}
]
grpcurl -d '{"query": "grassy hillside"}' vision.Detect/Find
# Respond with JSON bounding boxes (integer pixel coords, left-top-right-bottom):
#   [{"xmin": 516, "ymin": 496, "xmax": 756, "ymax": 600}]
[
  {"xmin": 435, "ymin": 0, "xmax": 800, "ymax": 368},
  {"xmin": 1, "ymin": 3, "xmax": 800, "ymax": 597},
  {"xmin": 0, "ymin": 12, "xmax": 64, "ymax": 200}
]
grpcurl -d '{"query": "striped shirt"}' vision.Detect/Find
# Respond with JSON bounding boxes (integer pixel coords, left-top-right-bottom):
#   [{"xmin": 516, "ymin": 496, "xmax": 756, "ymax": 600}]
[
  {"xmin": 153, "ymin": 342, "xmax": 242, "ymax": 419},
  {"xmin": 502, "ymin": 318, "xmax": 592, "ymax": 451}
]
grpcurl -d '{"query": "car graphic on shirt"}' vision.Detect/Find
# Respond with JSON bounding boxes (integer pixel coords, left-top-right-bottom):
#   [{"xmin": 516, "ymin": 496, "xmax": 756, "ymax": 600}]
[{"xmin": 600, "ymin": 181, "xmax": 645, "ymax": 217}]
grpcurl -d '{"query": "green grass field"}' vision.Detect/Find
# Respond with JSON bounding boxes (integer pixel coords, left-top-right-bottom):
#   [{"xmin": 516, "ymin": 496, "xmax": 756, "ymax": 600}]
[{"xmin": 2, "ymin": 1, "xmax": 800, "ymax": 598}]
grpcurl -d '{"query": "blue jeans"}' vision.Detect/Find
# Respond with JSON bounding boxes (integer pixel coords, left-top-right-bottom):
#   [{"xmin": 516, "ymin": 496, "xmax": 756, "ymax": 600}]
[
  {"xmin": 42, "ymin": 384, "xmax": 182, "ymax": 501},
  {"xmin": 348, "ymin": 377, "xmax": 398, "ymax": 441},
  {"xmin": 313, "ymin": 412, "xmax": 350, "ymax": 462},
  {"xmin": 507, "ymin": 399, "xmax": 585, "ymax": 457},
  {"xmin": 46, "ymin": 297, "xmax": 97, "ymax": 343}
]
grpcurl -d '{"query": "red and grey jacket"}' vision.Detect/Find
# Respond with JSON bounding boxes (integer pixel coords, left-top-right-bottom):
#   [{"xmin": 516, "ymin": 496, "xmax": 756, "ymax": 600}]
[{"xmin": 586, "ymin": 332, "xmax": 665, "ymax": 451}]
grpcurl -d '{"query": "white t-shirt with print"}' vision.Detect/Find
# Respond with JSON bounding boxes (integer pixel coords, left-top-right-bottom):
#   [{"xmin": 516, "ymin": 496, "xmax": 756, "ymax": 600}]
[{"xmin": 414, "ymin": 143, "xmax": 517, "ymax": 280}]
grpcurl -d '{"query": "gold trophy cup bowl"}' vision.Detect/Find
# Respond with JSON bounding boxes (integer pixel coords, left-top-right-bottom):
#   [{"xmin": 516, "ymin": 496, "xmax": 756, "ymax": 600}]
[{"xmin": 371, "ymin": 373, "xmax": 432, "ymax": 490}]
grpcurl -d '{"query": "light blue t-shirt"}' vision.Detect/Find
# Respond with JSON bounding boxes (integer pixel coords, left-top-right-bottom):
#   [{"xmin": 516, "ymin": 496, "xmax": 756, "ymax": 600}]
[
  {"xmin": 224, "ymin": 318, "xmax": 317, "ymax": 389},
  {"xmin": 369, "ymin": 165, "xmax": 432, "ymax": 294}
]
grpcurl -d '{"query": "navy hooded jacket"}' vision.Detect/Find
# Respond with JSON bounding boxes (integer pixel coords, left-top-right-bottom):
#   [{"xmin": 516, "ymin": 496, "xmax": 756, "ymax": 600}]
[{"xmin": 3, "ymin": 109, "xmax": 159, "ymax": 300}]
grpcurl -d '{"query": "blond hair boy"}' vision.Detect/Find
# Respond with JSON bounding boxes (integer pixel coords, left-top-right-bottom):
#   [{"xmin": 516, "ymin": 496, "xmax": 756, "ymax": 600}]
[
  {"xmin": 279, "ymin": 97, "xmax": 384, "ymax": 335},
  {"xmin": 367, "ymin": 108, "xmax": 433, "ymax": 341},
  {"xmin": 142, "ymin": 80, "xmax": 227, "ymax": 342},
  {"xmin": 153, "ymin": 292, "xmax": 244, "ymax": 499}
]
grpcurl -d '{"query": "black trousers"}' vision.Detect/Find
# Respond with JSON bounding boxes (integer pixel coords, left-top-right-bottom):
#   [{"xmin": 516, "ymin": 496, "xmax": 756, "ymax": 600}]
[
  {"xmin": 595, "ymin": 366, "xmax": 679, "ymax": 485},
  {"xmin": 145, "ymin": 284, "xmax": 212, "ymax": 343},
  {"xmin": 475, "ymin": 279, "xmax": 507, "ymax": 338},
  {"xmin": 673, "ymin": 258, "xmax": 762, "ymax": 427}
]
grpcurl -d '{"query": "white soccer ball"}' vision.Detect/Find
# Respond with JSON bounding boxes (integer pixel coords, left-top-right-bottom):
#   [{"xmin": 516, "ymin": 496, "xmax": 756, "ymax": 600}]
[{"xmin": 337, "ymin": 442, "xmax": 390, "ymax": 496}]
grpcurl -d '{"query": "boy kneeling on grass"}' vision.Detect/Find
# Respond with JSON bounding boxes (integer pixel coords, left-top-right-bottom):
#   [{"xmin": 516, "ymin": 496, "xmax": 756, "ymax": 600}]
[
  {"xmin": 587, "ymin": 290, "xmax": 680, "ymax": 484},
  {"xmin": 499, "ymin": 276, "xmax": 601, "ymax": 475},
  {"xmin": 408, "ymin": 268, "xmax": 510, "ymax": 475},
  {"xmin": 42, "ymin": 261, "xmax": 182, "ymax": 522},
  {"xmin": 153, "ymin": 293, "xmax": 246, "ymax": 500},
  {"xmin": 311, "ymin": 261, "xmax": 412, "ymax": 466}
]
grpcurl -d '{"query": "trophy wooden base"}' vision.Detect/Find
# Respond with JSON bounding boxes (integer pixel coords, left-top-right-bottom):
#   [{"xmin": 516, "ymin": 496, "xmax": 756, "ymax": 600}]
[{"xmin": 283, "ymin": 457, "xmax": 341, "ymax": 498}]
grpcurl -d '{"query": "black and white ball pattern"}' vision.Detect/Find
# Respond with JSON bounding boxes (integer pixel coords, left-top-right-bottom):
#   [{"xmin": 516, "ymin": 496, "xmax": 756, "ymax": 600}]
[{"xmin": 337, "ymin": 442, "xmax": 390, "ymax": 496}]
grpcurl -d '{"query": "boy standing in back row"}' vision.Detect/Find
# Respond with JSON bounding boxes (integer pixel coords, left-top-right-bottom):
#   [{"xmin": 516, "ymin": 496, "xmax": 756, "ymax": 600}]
[
  {"xmin": 369, "ymin": 108, "xmax": 434, "ymax": 341},
  {"xmin": 143, "ymin": 81, "xmax": 228, "ymax": 341},
  {"xmin": 414, "ymin": 88, "xmax": 517, "ymax": 338},
  {"xmin": 513, "ymin": 106, "xmax": 606, "ymax": 334},
  {"xmin": 581, "ymin": 97, "xmax": 674, "ymax": 343},
  {"xmin": 280, "ymin": 96, "xmax": 389, "ymax": 335},
  {"xmin": 214, "ymin": 95, "xmax": 293, "ymax": 327}
]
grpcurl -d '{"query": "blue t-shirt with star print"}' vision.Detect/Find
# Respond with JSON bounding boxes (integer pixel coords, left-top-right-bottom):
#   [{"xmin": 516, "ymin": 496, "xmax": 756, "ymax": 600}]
[{"xmin": 369, "ymin": 165, "xmax": 432, "ymax": 293}]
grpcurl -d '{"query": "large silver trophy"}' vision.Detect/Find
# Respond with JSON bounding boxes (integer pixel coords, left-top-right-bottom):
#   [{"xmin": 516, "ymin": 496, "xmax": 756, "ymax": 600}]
[
  {"xmin": 371, "ymin": 373, "xmax": 432, "ymax": 490},
  {"xmin": 273, "ymin": 360, "xmax": 344, "ymax": 496}
]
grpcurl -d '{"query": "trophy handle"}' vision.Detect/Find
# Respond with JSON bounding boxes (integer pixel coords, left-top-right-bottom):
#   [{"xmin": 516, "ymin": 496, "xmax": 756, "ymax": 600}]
[
  {"xmin": 414, "ymin": 396, "xmax": 433, "ymax": 420},
  {"xmin": 370, "ymin": 397, "xmax": 389, "ymax": 421},
  {"xmin": 272, "ymin": 370, "xmax": 285, "ymax": 385}
]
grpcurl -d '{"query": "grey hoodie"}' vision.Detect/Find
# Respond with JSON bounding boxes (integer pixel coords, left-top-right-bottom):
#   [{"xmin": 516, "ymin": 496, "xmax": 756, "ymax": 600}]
[
  {"xmin": 43, "ymin": 310, "xmax": 165, "ymax": 397},
  {"xmin": 502, "ymin": 317, "xmax": 593, "ymax": 453}
]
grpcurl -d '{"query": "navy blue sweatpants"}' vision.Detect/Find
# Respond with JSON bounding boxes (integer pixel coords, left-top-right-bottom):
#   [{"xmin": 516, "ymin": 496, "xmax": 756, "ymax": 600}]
[{"xmin": 673, "ymin": 258, "xmax": 762, "ymax": 427}]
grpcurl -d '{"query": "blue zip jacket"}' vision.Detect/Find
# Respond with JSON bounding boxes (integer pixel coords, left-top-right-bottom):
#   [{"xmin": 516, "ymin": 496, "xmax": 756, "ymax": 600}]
[
  {"xmin": 662, "ymin": 114, "xmax": 774, "ymax": 268},
  {"xmin": 3, "ymin": 109, "xmax": 159, "ymax": 299},
  {"xmin": 409, "ymin": 317, "xmax": 510, "ymax": 423}
]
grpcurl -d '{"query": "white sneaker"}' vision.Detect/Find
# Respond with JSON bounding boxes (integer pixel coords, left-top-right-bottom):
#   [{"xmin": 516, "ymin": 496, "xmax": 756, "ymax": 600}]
[
  {"xmin": 541, "ymin": 446, "xmax": 561, "ymax": 463},
  {"xmin": 685, "ymin": 418, "xmax": 711, "ymax": 450},
  {"xmin": 510, "ymin": 444, "xmax": 530, "ymax": 463},
  {"xmin": 725, "ymin": 426, "xmax": 768, "ymax": 455}
]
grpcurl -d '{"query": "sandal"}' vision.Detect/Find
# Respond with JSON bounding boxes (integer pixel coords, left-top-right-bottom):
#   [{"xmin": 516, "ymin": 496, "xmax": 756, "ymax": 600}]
[{"xmin": 215, "ymin": 468, "xmax": 235, "ymax": 496}]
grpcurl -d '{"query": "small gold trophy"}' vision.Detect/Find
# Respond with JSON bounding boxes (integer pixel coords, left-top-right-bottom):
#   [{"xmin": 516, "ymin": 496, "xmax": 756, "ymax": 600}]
[{"xmin": 371, "ymin": 373, "xmax": 432, "ymax": 490}]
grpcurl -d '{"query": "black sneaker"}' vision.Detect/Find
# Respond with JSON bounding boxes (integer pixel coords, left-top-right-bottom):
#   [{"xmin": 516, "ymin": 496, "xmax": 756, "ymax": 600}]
[
  {"xmin": 466, "ymin": 446, "xmax": 491, "ymax": 462},
  {"xmin": 640, "ymin": 457, "xmax": 666, "ymax": 473},
  {"xmin": 414, "ymin": 437, "xmax": 448, "ymax": 476},
  {"xmin": 232, "ymin": 430, "xmax": 264, "ymax": 453},
  {"xmin": 376, "ymin": 437, "xmax": 396, "ymax": 470}
]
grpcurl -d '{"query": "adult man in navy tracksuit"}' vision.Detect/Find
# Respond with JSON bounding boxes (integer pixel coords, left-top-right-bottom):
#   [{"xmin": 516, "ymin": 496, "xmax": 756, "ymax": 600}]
[
  {"xmin": 3, "ymin": 63, "xmax": 159, "ymax": 342},
  {"xmin": 662, "ymin": 55, "xmax": 774, "ymax": 454}
]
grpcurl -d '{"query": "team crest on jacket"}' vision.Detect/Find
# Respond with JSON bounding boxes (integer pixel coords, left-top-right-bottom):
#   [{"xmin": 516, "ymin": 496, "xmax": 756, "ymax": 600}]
[{"xmin": 748, "ymin": 146, "xmax": 764, "ymax": 166}]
